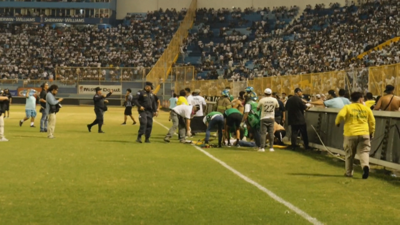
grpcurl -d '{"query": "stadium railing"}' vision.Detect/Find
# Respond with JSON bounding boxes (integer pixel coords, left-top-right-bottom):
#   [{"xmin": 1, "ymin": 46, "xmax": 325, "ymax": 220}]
[{"xmin": 145, "ymin": 0, "xmax": 197, "ymax": 88}]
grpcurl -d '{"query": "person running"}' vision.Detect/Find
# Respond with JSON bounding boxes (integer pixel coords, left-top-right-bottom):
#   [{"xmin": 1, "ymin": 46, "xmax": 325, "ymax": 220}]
[
  {"xmin": 20, "ymin": 89, "xmax": 37, "ymax": 128},
  {"xmin": 122, "ymin": 89, "xmax": 137, "ymax": 125},
  {"xmin": 335, "ymin": 92, "xmax": 375, "ymax": 179}
]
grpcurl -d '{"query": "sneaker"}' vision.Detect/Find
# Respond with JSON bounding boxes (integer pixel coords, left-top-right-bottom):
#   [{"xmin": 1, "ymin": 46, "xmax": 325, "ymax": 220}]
[
  {"xmin": 87, "ymin": 125, "xmax": 91, "ymax": 132},
  {"xmin": 121, "ymin": 123, "xmax": 126, "ymax": 125},
  {"xmin": 145, "ymin": 139, "xmax": 150, "ymax": 143},
  {"xmin": 164, "ymin": 137, "xmax": 170, "ymax": 143},
  {"xmin": 344, "ymin": 173, "xmax": 353, "ymax": 178},
  {"xmin": 48, "ymin": 136, "xmax": 55, "ymax": 139},
  {"xmin": 136, "ymin": 139, "xmax": 142, "ymax": 143},
  {"xmin": 44, "ymin": 129, "xmax": 47, "ymax": 132},
  {"xmin": 180, "ymin": 140, "xmax": 192, "ymax": 144},
  {"xmin": 269, "ymin": 148, "xmax": 275, "ymax": 152},
  {"xmin": 133, "ymin": 121, "xmax": 137, "ymax": 125},
  {"xmin": 30, "ymin": 125, "xmax": 35, "ymax": 128},
  {"xmin": 242, "ymin": 137, "xmax": 247, "ymax": 141},
  {"xmin": 0, "ymin": 137, "xmax": 9, "ymax": 142},
  {"xmin": 362, "ymin": 166, "xmax": 369, "ymax": 179},
  {"xmin": 19, "ymin": 121, "xmax": 23, "ymax": 127},
  {"xmin": 98, "ymin": 131, "xmax": 105, "ymax": 133},
  {"xmin": 258, "ymin": 148, "xmax": 265, "ymax": 152}
]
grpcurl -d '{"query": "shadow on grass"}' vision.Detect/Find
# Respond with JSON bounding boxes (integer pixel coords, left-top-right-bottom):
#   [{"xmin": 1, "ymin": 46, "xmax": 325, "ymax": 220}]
[
  {"xmin": 288, "ymin": 173, "xmax": 359, "ymax": 179},
  {"xmin": 100, "ymin": 140, "xmax": 132, "ymax": 144},
  {"xmin": 290, "ymin": 149, "xmax": 400, "ymax": 187}
]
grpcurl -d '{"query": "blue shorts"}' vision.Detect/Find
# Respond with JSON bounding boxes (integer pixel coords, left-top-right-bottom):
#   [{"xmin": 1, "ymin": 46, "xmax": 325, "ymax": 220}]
[{"xmin": 26, "ymin": 110, "xmax": 37, "ymax": 118}]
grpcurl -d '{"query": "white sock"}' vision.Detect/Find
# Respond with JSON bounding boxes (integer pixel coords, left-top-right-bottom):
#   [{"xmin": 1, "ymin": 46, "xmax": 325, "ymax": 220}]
[{"xmin": 30, "ymin": 122, "xmax": 34, "ymax": 126}]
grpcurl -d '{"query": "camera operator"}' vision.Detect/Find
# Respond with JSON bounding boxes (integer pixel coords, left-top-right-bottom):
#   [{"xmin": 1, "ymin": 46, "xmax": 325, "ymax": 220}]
[
  {"xmin": 46, "ymin": 85, "xmax": 63, "ymax": 139},
  {"xmin": 0, "ymin": 94, "xmax": 10, "ymax": 141},
  {"xmin": 87, "ymin": 87, "xmax": 112, "ymax": 133}
]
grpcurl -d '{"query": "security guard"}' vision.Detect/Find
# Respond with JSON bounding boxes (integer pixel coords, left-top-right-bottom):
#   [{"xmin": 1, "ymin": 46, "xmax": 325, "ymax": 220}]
[
  {"xmin": 133, "ymin": 82, "xmax": 157, "ymax": 143},
  {"xmin": 87, "ymin": 87, "xmax": 112, "ymax": 133}
]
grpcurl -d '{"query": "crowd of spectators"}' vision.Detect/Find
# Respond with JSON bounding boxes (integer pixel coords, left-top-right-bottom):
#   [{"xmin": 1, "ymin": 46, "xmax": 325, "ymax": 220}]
[
  {"xmin": 0, "ymin": 8, "xmax": 186, "ymax": 81},
  {"xmin": 180, "ymin": 0, "xmax": 400, "ymax": 85}
]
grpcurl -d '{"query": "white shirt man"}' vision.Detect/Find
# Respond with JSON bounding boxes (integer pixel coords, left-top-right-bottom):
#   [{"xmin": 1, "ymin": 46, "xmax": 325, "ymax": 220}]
[
  {"xmin": 257, "ymin": 88, "xmax": 279, "ymax": 152},
  {"xmin": 191, "ymin": 91, "xmax": 207, "ymax": 116}
]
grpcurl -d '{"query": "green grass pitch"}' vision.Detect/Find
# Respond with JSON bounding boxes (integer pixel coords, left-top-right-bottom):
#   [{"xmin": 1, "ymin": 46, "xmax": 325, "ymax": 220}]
[{"xmin": 0, "ymin": 105, "xmax": 399, "ymax": 224}]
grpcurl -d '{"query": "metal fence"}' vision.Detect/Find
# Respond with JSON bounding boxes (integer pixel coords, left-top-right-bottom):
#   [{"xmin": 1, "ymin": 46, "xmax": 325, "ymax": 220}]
[{"xmin": 305, "ymin": 108, "xmax": 400, "ymax": 170}]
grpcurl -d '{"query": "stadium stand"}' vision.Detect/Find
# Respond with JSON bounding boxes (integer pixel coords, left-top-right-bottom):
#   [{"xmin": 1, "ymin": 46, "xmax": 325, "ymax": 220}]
[
  {"xmin": 0, "ymin": 8, "xmax": 186, "ymax": 82},
  {"xmin": 176, "ymin": 0, "xmax": 400, "ymax": 82}
]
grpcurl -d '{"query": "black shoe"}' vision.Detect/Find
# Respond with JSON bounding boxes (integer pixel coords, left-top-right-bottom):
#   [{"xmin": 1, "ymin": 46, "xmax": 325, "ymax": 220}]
[
  {"xmin": 218, "ymin": 143, "xmax": 222, "ymax": 148},
  {"xmin": 362, "ymin": 166, "xmax": 369, "ymax": 179},
  {"xmin": 121, "ymin": 122, "xmax": 126, "ymax": 125},
  {"xmin": 98, "ymin": 131, "xmax": 105, "ymax": 133},
  {"xmin": 136, "ymin": 139, "xmax": 142, "ymax": 143},
  {"xmin": 145, "ymin": 139, "xmax": 150, "ymax": 143},
  {"xmin": 30, "ymin": 125, "xmax": 36, "ymax": 128},
  {"xmin": 44, "ymin": 129, "xmax": 47, "ymax": 132},
  {"xmin": 19, "ymin": 121, "xmax": 23, "ymax": 127},
  {"xmin": 133, "ymin": 121, "xmax": 137, "ymax": 125},
  {"xmin": 87, "ymin": 125, "xmax": 91, "ymax": 132}
]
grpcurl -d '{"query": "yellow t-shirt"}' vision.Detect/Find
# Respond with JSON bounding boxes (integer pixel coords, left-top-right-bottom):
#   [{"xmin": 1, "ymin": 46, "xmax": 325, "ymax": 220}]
[
  {"xmin": 335, "ymin": 103, "xmax": 375, "ymax": 136},
  {"xmin": 365, "ymin": 100, "xmax": 376, "ymax": 109},
  {"xmin": 177, "ymin": 96, "xmax": 188, "ymax": 106}
]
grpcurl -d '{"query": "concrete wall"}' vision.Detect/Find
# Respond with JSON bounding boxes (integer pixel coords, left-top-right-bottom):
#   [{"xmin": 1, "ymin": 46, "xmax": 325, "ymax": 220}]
[{"xmin": 117, "ymin": 0, "xmax": 347, "ymax": 19}]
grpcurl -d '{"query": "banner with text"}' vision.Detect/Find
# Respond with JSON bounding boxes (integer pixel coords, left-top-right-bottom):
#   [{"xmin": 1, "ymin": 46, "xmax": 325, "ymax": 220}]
[
  {"xmin": 78, "ymin": 85, "xmax": 122, "ymax": 95},
  {"xmin": 0, "ymin": 17, "xmax": 110, "ymax": 24}
]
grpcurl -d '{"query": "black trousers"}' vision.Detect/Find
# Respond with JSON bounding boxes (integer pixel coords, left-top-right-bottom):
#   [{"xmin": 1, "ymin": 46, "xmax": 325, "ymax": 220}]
[
  {"xmin": 89, "ymin": 109, "xmax": 105, "ymax": 131},
  {"xmin": 291, "ymin": 124, "xmax": 309, "ymax": 148},
  {"xmin": 138, "ymin": 111, "xmax": 153, "ymax": 139}
]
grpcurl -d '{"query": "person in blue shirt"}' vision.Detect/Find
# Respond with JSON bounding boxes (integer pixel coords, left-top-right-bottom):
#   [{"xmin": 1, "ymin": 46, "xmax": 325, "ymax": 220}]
[
  {"xmin": 169, "ymin": 93, "xmax": 178, "ymax": 110},
  {"xmin": 19, "ymin": 89, "xmax": 37, "ymax": 128},
  {"xmin": 324, "ymin": 90, "xmax": 346, "ymax": 109},
  {"xmin": 46, "ymin": 85, "xmax": 63, "ymax": 139},
  {"xmin": 338, "ymin": 89, "xmax": 351, "ymax": 105}
]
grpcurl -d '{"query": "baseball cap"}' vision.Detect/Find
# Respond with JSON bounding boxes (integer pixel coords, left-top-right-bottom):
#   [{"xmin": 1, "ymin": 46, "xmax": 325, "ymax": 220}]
[
  {"xmin": 294, "ymin": 88, "xmax": 302, "ymax": 93},
  {"xmin": 384, "ymin": 85, "xmax": 395, "ymax": 93},
  {"xmin": 264, "ymin": 88, "xmax": 272, "ymax": 94}
]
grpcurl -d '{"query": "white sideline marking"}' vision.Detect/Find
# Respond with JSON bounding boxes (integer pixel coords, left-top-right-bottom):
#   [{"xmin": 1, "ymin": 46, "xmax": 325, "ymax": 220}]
[{"xmin": 154, "ymin": 120, "xmax": 324, "ymax": 225}]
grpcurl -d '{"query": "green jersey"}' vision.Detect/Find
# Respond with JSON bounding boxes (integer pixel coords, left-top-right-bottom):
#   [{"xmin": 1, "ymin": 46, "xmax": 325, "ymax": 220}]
[
  {"xmin": 224, "ymin": 108, "xmax": 241, "ymax": 117},
  {"xmin": 203, "ymin": 111, "xmax": 223, "ymax": 124}
]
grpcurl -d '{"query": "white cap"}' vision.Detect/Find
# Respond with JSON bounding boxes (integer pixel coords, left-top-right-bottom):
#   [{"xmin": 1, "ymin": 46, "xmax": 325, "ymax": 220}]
[
  {"xmin": 316, "ymin": 94, "xmax": 321, "ymax": 99},
  {"xmin": 264, "ymin": 88, "xmax": 272, "ymax": 94}
]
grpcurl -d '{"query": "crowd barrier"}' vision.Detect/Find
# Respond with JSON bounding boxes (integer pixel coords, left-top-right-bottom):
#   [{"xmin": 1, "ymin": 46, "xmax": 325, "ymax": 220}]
[
  {"xmin": 305, "ymin": 108, "xmax": 400, "ymax": 170},
  {"xmin": 145, "ymin": 0, "xmax": 197, "ymax": 87}
]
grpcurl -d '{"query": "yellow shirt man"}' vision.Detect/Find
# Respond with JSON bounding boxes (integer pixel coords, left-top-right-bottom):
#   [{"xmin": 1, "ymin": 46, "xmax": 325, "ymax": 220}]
[
  {"xmin": 177, "ymin": 96, "xmax": 188, "ymax": 106},
  {"xmin": 335, "ymin": 93, "xmax": 375, "ymax": 179},
  {"xmin": 335, "ymin": 103, "xmax": 375, "ymax": 136}
]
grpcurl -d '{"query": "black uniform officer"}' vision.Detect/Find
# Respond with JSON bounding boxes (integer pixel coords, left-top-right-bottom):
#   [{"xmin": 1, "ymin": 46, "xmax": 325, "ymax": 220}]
[
  {"xmin": 133, "ymin": 82, "xmax": 157, "ymax": 143},
  {"xmin": 87, "ymin": 87, "xmax": 112, "ymax": 133}
]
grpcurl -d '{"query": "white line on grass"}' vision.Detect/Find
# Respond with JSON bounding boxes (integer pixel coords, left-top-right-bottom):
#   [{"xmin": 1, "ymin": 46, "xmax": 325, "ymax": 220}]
[{"xmin": 154, "ymin": 120, "xmax": 323, "ymax": 225}]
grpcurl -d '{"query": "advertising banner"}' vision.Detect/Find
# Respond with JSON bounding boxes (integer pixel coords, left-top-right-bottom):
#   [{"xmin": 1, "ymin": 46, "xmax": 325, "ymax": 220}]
[
  {"xmin": 78, "ymin": 85, "xmax": 122, "ymax": 95},
  {"xmin": 0, "ymin": 17, "xmax": 110, "ymax": 24}
]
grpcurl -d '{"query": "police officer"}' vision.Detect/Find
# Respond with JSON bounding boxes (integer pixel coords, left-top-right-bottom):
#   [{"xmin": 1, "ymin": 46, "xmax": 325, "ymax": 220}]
[
  {"xmin": 133, "ymin": 82, "xmax": 157, "ymax": 143},
  {"xmin": 87, "ymin": 87, "xmax": 112, "ymax": 133}
]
